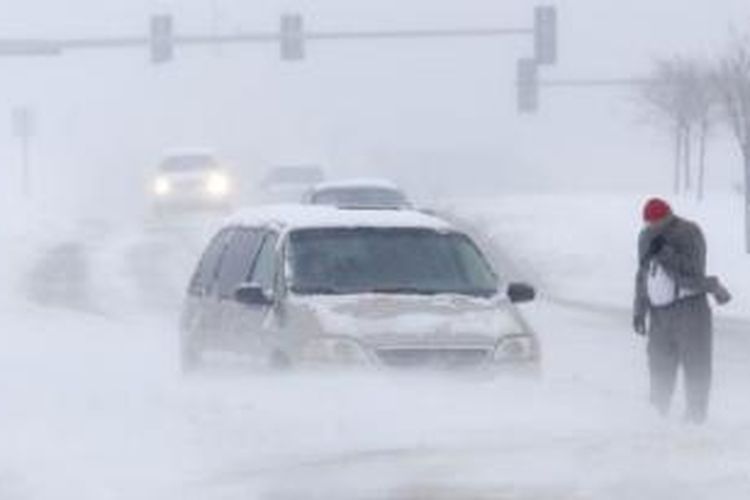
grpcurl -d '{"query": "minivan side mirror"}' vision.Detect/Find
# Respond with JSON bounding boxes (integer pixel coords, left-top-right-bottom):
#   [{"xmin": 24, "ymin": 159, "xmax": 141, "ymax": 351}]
[
  {"xmin": 507, "ymin": 282, "xmax": 536, "ymax": 303},
  {"xmin": 234, "ymin": 283, "xmax": 274, "ymax": 306}
]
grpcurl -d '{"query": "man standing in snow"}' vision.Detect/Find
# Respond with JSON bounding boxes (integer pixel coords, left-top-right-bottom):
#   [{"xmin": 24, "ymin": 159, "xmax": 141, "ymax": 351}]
[{"xmin": 633, "ymin": 198, "xmax": 731, "ymax": 424}]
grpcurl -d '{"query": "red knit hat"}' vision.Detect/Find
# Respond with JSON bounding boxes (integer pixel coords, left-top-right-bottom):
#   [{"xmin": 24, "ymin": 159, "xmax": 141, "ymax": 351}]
[{"xmin": 643, "ymin": 197, "xmax": 672, "ymax": 223}]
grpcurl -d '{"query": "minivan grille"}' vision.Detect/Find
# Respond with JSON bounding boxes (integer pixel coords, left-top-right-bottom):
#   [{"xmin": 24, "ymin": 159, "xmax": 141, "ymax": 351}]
[{"xmin": 375, "ymin": 347, "xmax": 490, "ymax": 369}]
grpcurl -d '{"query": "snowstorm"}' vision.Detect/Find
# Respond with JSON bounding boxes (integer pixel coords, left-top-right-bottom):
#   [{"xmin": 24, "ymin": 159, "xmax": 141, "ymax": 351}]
[{"xmin": 2, "ymin": 1, "xmax": 750, "ymax": 499}]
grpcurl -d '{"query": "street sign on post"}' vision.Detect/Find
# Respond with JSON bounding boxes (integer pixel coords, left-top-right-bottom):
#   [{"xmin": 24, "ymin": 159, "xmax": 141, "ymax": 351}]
[
  {"xmin": 12, "ymin": 107, "xmax": 35, "ymax": 198},
  {"xmin": 150, "ymin": 14, "xmax": 174, "ymax": 63},
  {"xmin": 280, "ymin": 13, "xmax": 305, "ymax": 61},
  {"xmin": 12, "ymin": 107, "xmax": 34, "ymax": 138},
  {"xmin": 534, "ymin": 5, "xmax": 557, "ymax": 65},
  {"xmin": 517, "ymin": 58, "xmax": 539, "ymax": 114}
]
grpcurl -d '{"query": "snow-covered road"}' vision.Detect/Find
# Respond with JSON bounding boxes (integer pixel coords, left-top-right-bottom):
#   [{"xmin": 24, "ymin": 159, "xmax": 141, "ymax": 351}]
[
  {"xmin": 3, "ymin": 296, "xmax": 750, "ymax": 500},
  {"xmin": 2, "ymin": 194, "xmax": 750, "ymax": 500}
]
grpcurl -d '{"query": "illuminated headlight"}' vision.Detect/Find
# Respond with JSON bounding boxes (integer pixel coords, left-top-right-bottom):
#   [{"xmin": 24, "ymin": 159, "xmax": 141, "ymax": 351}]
[
  {"xmin": 301, "ymin": 337, "xmax": 371, "ymax": 365},
  {"xmin": 205, "ymin": 172, "xmax": 230, "ymax": 197},
  {"xmin": 153, "ymin": 176, "xmax": 172, "ymax": 196},
  {"xmin": 494, "ymin": 334, "xmax": 538, "ymax": 362}
]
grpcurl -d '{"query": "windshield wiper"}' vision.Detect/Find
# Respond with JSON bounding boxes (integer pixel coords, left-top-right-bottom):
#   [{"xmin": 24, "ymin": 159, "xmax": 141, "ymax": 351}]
[
  {"xmin": 293, "ymin": 285, "xmax": 495, "ymax": 297},
  {"xmin": 456, "ymin": 288, "xmax": 498, "ymax": 298},
  {"xmin": 373, "ymin": 287, "xmax": 498, "ymax": 297},
  {"xmin": 368, "ymin": 287, "xmax": 440, "ymax": 295},
  {"xmin": 291, "ymin": 285, "xmax": 348, "ymax": 295}
]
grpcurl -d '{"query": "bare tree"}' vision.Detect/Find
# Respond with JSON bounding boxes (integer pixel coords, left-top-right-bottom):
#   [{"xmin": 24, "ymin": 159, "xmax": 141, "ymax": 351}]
[
  {"xmin": 640, "ymin": 58, "xmax": 688, "ymax": 194},
  {"xmin": 692, "ymin": 70, "xmax": 719, "ymax": 201},
  {"xmin": 639, "ymin": 57, "xmax": 717, "ymax": 198},
  {"xmin": 716, "ymin": 38, "xmax": 750, "ymax": 252}
]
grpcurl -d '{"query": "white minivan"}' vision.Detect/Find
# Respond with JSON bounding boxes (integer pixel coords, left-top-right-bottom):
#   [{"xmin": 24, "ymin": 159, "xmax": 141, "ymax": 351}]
[{"xmin": 179, "ymin": 205, "xmax": 540, "ymax": 373}]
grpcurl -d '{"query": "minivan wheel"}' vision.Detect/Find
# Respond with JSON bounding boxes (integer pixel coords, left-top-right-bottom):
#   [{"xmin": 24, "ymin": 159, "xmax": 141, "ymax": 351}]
[{"xmin": 269, "ymin": 351, "xmax": 292, "ymax": 371}]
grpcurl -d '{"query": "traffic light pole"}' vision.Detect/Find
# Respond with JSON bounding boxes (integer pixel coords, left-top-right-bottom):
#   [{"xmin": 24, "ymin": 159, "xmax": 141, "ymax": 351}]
[
  {"xmin": 0, "ymin": 28, "xmax": 533, "ymax": 56},
  {"xmin": 0, "ymin": 7, "xmax": 557, "ymax": 115},
  {"xmin": 541, "ymin": 78, "xmax": 652, "ymax": 88},
  {"xmin": 0, "ymin": 40, "xmax": 61, "ymax": 56},
  {"xmin": 308, "ymin": 27, "xmax": 531, "ymax": 40}
]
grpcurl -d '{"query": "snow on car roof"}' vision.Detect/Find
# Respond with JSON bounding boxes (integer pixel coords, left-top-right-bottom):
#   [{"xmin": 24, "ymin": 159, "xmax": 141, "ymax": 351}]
[
  {"xmin": 310, "ymin": 178, "xmax": 402, "ymax": 192},
  {"xmin": 226, "ymin": 204, "xmax": 453, "ymax": 232}
]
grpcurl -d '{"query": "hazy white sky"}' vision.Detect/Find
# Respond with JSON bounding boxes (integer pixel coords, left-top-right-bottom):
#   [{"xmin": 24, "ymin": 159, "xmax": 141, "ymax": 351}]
[{"xmin": 1, "ymin": 0, "xmax": 749, "ymax": 218}]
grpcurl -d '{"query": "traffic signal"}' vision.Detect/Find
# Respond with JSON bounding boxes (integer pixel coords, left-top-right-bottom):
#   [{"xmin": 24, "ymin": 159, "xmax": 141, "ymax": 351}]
[
  {"xmin": 280, "ymin": 13, "xmax": 305, "ymax": 61},
  {"xmin": 534, "ymin": 6, "xmax": 557, "ymax": 65},
  {"xmin": 150, "ymin": 14, "xmax": 174, "ymax": 64},
  {"xmin": 517, "ymin": 58, "xmax": 539, "ymax": 114}
]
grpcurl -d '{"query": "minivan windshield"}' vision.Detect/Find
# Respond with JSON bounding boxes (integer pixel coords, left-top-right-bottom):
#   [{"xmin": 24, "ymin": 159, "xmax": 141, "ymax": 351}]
[{"xmin": 288, "ymin": 228, "xmax": 498, "ymax": 296}]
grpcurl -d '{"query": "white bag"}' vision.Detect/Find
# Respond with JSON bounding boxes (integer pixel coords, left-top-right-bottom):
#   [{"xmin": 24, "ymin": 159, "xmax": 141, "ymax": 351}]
[{"xmin": 647, "ymin": 261, "xmax": 678, "ymax": 307}]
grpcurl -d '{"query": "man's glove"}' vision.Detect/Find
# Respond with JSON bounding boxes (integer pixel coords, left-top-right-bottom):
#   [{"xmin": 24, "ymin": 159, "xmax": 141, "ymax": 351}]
[
  {"xmin": 647, "ymin": 235, "xmax": 666, "ymax": 257},
  {"xmin": 633, "ymin": 314, "xmax": 647, "ymax": 336},
  {"xmin": 640, "ymin": 235, "xmax": 667, "ymax": 267}
]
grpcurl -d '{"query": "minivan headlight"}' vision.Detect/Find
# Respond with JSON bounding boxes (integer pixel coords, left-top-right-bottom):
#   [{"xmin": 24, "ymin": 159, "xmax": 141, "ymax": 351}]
[
  {"xmin": 494, "ymin": 334, "xmax": 538, "ymax": 362},
  {"xmin": 301, "ymin": 337, "xmax": 371, "ymax": 365}
]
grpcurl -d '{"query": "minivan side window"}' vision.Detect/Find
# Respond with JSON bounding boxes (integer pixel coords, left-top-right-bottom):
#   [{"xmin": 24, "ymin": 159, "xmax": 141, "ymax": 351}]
[
  {"xmin": 249, "ymin": 232, "xmax": 279, "ymax": 293},
  {"xmin": 188, "ymin": 228, "xmax": 233, "ymax": 296},
  {"xmin": 215, "ymin": 228, "xmax": 265, "ymax": 299}
]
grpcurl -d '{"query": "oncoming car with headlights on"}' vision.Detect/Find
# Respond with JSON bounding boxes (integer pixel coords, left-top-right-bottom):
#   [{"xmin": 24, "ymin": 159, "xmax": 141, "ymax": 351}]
[
  {"xmin": 179, "ymin": 205, "xmax": 540, "ymax": 374},
  {"xmin": 150, "ymin": 151, "xmax": 233, "ymax": 214}
]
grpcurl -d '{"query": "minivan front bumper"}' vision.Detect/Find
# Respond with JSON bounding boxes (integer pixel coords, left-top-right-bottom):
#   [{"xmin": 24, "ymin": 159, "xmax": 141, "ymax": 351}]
[{"xmin": 298, "ymin": 334, "xmax": 540, "ymax": 373}]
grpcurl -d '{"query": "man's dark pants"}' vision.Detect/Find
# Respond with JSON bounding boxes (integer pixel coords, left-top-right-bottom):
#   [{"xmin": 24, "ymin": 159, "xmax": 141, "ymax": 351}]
[{"xmin": 647, "ymin": 295, "xmax": 713, "ymax": 423}]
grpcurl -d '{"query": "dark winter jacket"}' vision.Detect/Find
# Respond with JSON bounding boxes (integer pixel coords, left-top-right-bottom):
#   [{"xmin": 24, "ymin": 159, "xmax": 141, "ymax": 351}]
[{"xmin": 634, "ymin": 215, "xmax": 708, "ymax": 318}]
